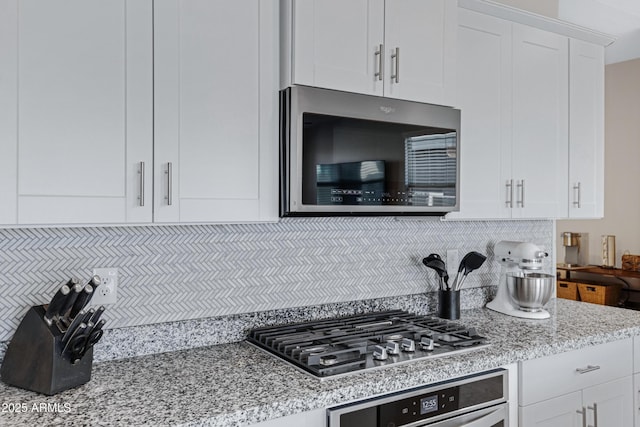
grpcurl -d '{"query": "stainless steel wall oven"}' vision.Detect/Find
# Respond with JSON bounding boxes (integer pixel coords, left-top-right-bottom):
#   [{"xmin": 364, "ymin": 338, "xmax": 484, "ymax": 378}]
[
  {"xmin": 280, "ymin": 86, "xmax": 461, "ymax": 216},
  {"xmin": 327, "ymin": 369, "xmax": 508, "ymax": 427}
]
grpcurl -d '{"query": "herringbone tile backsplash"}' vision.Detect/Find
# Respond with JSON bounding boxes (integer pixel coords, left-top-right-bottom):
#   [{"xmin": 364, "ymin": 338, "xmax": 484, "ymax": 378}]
[{"xmin": 0, "ymin": 218, "xmax": 553, "ymax": 341}]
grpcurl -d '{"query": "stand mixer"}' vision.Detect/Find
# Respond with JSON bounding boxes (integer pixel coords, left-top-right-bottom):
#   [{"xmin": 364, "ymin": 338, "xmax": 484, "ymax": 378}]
[{"xmin": 486, "ymin": 241, "xmax": 553, "ymax": 319}]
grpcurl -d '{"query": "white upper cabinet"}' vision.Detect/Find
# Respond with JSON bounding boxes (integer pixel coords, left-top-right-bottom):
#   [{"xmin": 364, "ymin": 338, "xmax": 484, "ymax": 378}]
[
  {"xmin": 0, "ymin": 0, "xmax": 277, "ymax": 226},
  {"xmin": 154, "ymin": 0, "xmax": 278, "ymax": 223},
  {"xmin": 0, "ymin": 0, "xmax": 153, "ymax": 225},
  {"xmin": 453, "ymin": 9, "xmax": 512, "ymax": 219},
  {"xmin": 453, "ymin": 8, "xmax": 570, "ymax": 220},
  {"xmin": 289, "ymin": 0, "xmax": 385, "ymax": 96},
  {"xmin": 511, "ymin": 24, "xmax": 568, "ymax": 219},
  {"xmin": 285, "ymin": 0, "xmax": 457, "ymax": 106},
  {"xmin": 568, "ymin": 39, "xmax": 604, "ymax": 219}
]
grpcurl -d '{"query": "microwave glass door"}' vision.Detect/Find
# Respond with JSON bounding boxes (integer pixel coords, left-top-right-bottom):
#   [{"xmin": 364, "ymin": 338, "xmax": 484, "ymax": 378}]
[{"xmin": 301, "ymin": 113, "xmax": 458, "ymax": 209}]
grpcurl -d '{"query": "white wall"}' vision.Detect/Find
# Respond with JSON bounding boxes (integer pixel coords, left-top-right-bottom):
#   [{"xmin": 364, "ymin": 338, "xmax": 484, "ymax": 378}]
[{"xmin": 557, "ymin": 58, "xmax": 640, "ymax": 266}]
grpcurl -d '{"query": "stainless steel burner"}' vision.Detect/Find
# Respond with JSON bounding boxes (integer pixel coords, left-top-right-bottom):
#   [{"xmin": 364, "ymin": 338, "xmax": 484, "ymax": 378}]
[{"xmin": 247, "ymin": 310, "xmax": 489, "ymax": 379}]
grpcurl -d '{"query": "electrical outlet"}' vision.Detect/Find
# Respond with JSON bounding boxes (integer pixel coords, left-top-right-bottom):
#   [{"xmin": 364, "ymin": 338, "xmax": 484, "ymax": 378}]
[{"xmin": 91, "ymin": 267, "xmax": 118, "ymax": 305}]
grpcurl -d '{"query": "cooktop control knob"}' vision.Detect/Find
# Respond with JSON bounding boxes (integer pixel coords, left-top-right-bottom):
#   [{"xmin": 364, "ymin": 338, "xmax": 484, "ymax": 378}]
[
  {"xmin": 385, "ymin": 341, "xmax": 400, "ymax": 355},
  {"xmin": 420, "ymin": 337, "xmax": 435, "ymax": 351},
  {"xmin": 401, "ymin": 338, "xmax": 415, "ymax": 352},
  {"xmin": 373, "ymin": 345, "xmax": 388, "ymax": 361}
]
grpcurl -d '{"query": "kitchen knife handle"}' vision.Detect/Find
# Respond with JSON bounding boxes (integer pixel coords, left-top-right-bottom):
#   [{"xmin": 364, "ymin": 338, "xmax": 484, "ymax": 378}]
[
  {"xmin": 69, "ymin": 284, "xmax": 94, "ymax": 319},
  {"xmin": 61, "ymin": 308, "xmax": 90, "ymax": 343},
  {"xmin": 89, "ymin": 305, "xmax": 106, "ymax": 325},
  {"xmin": 573, "ymin": 182, "xmax": 581, "ymax": 208},
  {"xmin": 138, "ymin": 161, "xmax": 145, "ymax": 207},
  {"xmin": 391, "ymin": 47, "xmax": 400, "ymax": 83},
  {"xmin": 43, "ymin": 284, "xmax": 72, "ymax": 325},
  {"xmin": 58, "ymin": 282, "xmax": 83, "ymax": 320},
  {"xmin": 374, "ymin": 44, "xmax": 383, "ymax": 81},
  {"xmin": 505, "ymin": 180, "xmax": 513, "ymax": 208},
  {"xmin": 165, "ymin": 162, "xmax": 173, "ymax": 206}
]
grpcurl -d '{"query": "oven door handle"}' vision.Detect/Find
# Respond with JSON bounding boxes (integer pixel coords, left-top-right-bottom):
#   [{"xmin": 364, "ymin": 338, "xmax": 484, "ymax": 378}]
[{"xmin": 421, "ymin": 403, "xmax": 507, "ymax": 427}]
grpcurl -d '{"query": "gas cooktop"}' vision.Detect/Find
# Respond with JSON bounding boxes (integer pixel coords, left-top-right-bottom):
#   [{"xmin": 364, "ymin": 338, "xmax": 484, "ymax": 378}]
[{"xmin": 247, "ymin": 310, "xmax": 489, "ymax": 378}]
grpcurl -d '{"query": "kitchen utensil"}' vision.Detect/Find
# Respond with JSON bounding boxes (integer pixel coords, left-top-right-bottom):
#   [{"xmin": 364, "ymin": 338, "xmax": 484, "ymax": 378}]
[
  {"xmin": 438, "ymin": 289, "xmax": 460, "ymax": 320},
  {"xmin": 452, "ymin": 251, "xmax": 487, "ymax": 291},
  {"xmin": 486, "ymin": 241, "xmax": 551, "ymax": 319},
  {"xmin": 506, "ymin": 272, "xmax": 554, "ymax": 312},
  {"xmin": 422, "ymin": 255, "xmax": 449, "ymax": 290},
  {"xmin": 89, "ymin": 305, "xmax": 105, "ymax": 325},
  {"xmin": 62, "ymin": 322, "xmax": 87, "ymax": 358},
  {"xmin": 76, "ymin": 319, "xmax": 105, "ymax": 362},
  {"xmin": 69, "ymin": 284, "xmax": 94, "ymax": 319},
  {"xmin": 58, "ymin": 282, "xmax": 83, "ymax": 324},
  {"xmin": 43, "ymin": 284, "xmax": 72, "ymax": 326},
  {"xmin": 62, "ymin": 308, "xmax": 94, "ymax": 343}
]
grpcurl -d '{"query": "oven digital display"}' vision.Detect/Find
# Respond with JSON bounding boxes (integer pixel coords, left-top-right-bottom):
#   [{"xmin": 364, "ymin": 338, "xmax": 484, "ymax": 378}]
[{"xmin": 420, "ymin": 395, "xmax": 438, "ymax": 415}]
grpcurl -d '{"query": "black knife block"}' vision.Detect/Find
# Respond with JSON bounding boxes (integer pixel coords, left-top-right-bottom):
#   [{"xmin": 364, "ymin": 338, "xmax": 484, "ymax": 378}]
[{"xmin": 1, "ymin": 305, "xmax": 93, "ymax": 395}]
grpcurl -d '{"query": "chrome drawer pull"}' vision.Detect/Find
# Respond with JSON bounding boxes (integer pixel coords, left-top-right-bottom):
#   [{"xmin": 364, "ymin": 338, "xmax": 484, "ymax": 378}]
[{"xmin": 575, "ymin": 365, "xmax": 601, "ymax": 374}]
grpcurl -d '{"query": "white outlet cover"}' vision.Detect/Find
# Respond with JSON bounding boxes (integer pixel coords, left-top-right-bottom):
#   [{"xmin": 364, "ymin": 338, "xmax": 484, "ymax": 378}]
[{"xmin": 92, "ymin": 267, "xmax": 118, "ymax": 305}]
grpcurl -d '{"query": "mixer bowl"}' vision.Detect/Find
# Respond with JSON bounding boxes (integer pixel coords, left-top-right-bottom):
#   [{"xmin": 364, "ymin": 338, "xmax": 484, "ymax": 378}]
[{"xmin": 506, "ymin": 272, "xmax": 554, "ymax": 312}]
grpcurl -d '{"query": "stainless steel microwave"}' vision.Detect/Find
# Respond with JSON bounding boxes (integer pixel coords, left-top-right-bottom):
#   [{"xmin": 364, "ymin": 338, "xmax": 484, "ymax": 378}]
[{"xmin": 280, "ymin": 86, "xmax": 461, "ymax": 216}]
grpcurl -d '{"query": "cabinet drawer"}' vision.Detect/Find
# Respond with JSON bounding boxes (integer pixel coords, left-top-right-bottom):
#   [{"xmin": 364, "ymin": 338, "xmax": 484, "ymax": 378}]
[{"xmin": 519, "ymin": 338, "xmax": 632, "ymax": 405}]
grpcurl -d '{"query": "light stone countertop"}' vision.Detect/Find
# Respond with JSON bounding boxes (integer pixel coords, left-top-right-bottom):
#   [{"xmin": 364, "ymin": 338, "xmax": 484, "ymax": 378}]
[{"xmin": 1, "ymin": 298, "xmax": 640, "ymax": 426}]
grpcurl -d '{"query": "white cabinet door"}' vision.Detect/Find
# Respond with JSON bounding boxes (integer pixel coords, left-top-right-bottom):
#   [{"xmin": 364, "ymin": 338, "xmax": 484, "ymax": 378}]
[
  {"xmin": 154, "ymin": 0, "xmax": 278, "ymax": 223},
  {"xmin": 383, "ymin": 0, "xmax": 456, "ymax": 105},
  {"xmin": 511, "ymin": 24, "xmax": 568, "ymax": 219},
  {"xmin": 450, "ymin": 9, "xmax": 512, "ymax": 219},
  {"xmin": 287, "ymin": 0, "xmax": 456, "ymax": 106},
  {"xmin": 582, "ymin": 376, "xmax": 634, "ymax": 427},
  {"xmin": 519, "ymin": 391, "xmax": 582, "ymax": 427},
  {"xmin": 290, "ymin": 0, "xmax": 384, "ymax": 96},
  {"xmin": 1, "ymin": 0, "xmax": 153, "ymax": 225},
  {"xmin": 568, "ymin": 39, "xmax": 604, "ymax": 219}
]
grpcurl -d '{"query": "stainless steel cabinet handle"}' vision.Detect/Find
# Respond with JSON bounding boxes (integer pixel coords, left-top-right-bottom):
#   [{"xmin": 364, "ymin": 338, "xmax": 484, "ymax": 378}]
[
  {"xmin": 576, "ymin": 407, "xmax": 587, "ymax": 427},
  {"xmin": 138, "ymin": 161, "xmax": 145, "ymax": 207},
  {"xmin": 517, "ymin": 180, "xmax": 525, "ymax": 207},
  {"xmin": 505, "ymin": 179, "xmax": 513, "ymax": 208},
  {"xmin": 165, "ymin": 162, "xmax": 173, "ymax": 206},
  {"xmin": 374, "ymin": 44, "xmax": 383, "ymax": 81},
  {"xmin": 573, "ymin": 182, "xmax": 581, "ymax": 208},
  {"xmin": 391, "ymin": 47, "xmax": 399, "ymax": 83},
  {"xmin": 587, "ymin": 404, "xmax": 597, "ymax": 427},
  {"xmin": 587, "ymin": 403, "xmax": 598, "ymax": 427},
  {"xmin": 575, "ymin": 365, "xmax": 600, "ymax": 374}
]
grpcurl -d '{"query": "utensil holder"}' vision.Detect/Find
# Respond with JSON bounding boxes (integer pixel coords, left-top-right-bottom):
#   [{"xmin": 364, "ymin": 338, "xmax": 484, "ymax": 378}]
[
  {"xmin": 438, "ymin": 290, "xmax": 460, "ymax": 320},
  {"xmin": 0, "ymin": 305, "xmax": 93, "ymax": 395}
]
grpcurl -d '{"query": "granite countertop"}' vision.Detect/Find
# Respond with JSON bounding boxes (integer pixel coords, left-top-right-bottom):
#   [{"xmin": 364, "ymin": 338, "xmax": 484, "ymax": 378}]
[{"xmin": 2, "ymin": 298, "xmax": 640, "ymax": 426}]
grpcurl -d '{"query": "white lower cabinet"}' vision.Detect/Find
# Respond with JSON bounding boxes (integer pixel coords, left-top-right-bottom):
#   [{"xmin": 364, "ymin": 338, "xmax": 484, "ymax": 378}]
[{"xmin": 519, "ymin": 338, "xmax": 634, "ymax": 427}]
